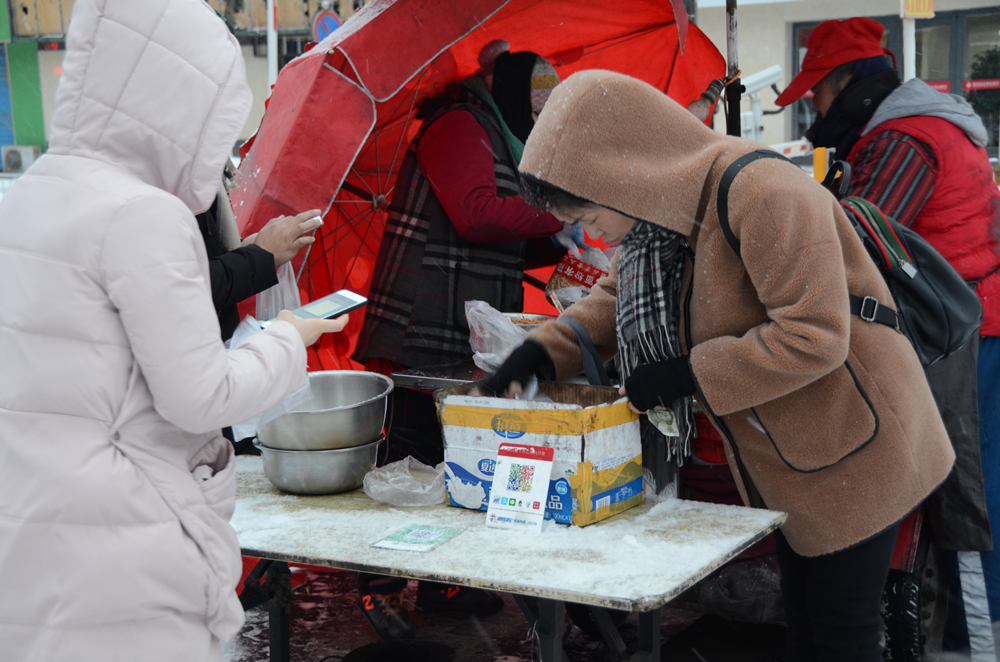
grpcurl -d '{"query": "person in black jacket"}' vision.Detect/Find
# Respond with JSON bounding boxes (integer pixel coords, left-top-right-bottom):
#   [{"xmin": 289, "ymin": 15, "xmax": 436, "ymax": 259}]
[
  {"xmin": 196, "ymin": 170, "xmax": 322, "ymax": 341},
  {"xmin": 197, "ymin": 169, "xmax": 323, "ymax": 454}
]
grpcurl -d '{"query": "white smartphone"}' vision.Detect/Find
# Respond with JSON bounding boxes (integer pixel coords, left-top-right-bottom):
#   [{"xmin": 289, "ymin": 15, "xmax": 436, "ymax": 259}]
[
  {"xmin": 261, "ymin": 290, "xmax": 367, "ymax": 329},
  {"xmin": 291, "ymin": 289, "xmax": 367, "ymax": 320}
]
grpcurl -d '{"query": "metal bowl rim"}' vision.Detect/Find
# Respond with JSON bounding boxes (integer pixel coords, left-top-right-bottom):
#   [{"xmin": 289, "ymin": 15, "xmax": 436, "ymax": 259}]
[
  {"xmin": 255, "ymin": 436, "xmax": 384, "ymax": 455},
  {"xmin": 293, "ymin": 370, "xmax": 394, "ymax": 416}
]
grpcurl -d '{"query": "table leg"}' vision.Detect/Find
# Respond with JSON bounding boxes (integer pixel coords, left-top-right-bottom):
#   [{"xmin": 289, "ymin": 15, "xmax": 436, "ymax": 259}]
[
  {"xmin": 535, "ymin": 598, "xmax": 567, "ymax": 662},
  {"xmin": 265, "ymin": 562, "xmax": 291, "ymax": 662},
  {"xmin": 633, "ymin": 608, "xmax": 661, "ymax": 662},
  {"xmin": 512, "ymin": 596, "xmax": 569, "ymax": 662},
  {"xmin": 588, "ymin": 607, "xmax": 630, "ymax": 660}
]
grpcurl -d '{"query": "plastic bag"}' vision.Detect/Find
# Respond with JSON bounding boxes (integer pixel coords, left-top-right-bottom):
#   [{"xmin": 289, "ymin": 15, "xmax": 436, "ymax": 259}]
[
  {"xmin": 545, "ymin": 250, "xmax": 610, "ymax": 313},
  {"xmin": 465, "ymin": 300, "xmax": 527, "ymax": 371},
  {"xmin": 551, "ymin": 285, "xmax": 589, "ymax": 311},
  {"xmin": 229, "ymin": 315, "xmax": 313, "ymax": 440},
  {"xmin": 579, "ymin": 246, "xmax": 612, "ymax": 273},
  {"xmin": 256, "ymin": 261, "xmax": 300, "ymax": 322},
  {"xmin": 363, "ymin": 457, "xmax": 446, "ymax": 506}
]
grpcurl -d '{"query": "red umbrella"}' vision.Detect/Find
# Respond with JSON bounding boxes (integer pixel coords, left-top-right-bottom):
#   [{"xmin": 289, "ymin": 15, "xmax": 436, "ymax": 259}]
[{"xmin": 232, "ymin": 0, "xmax": 725, "ymax": 370}]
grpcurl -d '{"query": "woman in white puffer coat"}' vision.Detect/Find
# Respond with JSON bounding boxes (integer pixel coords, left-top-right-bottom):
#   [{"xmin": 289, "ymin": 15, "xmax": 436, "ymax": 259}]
[{"xmin": 0, "ymin": 1, "xmax": 343, "ymax": 660}]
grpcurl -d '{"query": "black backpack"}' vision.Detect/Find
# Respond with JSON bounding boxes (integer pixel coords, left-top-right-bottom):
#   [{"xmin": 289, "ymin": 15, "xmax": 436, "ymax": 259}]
[{"xmin": 717, "ymin": 150, "xmax": 982, "ymax": 367}]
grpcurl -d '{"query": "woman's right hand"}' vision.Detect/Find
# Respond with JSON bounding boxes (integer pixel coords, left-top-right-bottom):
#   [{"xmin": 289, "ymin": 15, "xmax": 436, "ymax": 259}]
[
  {"xmin": 276, "ymin": 310, "xmax": 349, "ymax": 346},
  {"xmin": 480, "ymin": 340, "xmax": 552, "ymax": 397}
]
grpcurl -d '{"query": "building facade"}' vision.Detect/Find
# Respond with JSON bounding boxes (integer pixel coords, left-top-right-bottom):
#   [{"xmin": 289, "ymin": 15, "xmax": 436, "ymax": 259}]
[
  {"xmin": 696, "ymin": 0, "xmax": 1000, "ymax": 155},
  {"xmin": 0, "ymin": 0, "xmax": 997, "ymax": 165}
]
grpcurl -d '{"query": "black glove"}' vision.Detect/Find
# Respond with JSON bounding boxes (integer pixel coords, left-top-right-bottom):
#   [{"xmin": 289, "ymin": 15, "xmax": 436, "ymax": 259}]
[
  {"xmin": 703, "ymin": 78, "xmax": 725, "ymax": 104},
  {"xmin": 481, "ymin": 340, "xmax": 552, "ymax": 396},
  {"xmin": 623, "ymin": 358, "xmax": 696, "ymax": 412}
]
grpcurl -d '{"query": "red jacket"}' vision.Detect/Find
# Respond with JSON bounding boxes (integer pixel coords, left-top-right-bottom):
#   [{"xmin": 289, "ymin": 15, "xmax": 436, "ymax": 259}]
[{"xmin": 849, "ymin": 115, "xmax": 1000, "ymax": 335}]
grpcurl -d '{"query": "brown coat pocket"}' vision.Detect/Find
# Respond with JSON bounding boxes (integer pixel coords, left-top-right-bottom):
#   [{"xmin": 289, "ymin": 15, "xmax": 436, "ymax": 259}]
[{"xmin": 749, "ymin": 361, "xmax": 879, "ymax": 473}]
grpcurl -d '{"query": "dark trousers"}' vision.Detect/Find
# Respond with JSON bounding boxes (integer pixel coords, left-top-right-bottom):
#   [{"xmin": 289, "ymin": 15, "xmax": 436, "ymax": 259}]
[
  {"xmin": 380, "ymin": 387, "xmax": 444, "ymax": 468},
  {"xmin": 776, "ymin": 522, "xmax": 899, "ymax": 661}
]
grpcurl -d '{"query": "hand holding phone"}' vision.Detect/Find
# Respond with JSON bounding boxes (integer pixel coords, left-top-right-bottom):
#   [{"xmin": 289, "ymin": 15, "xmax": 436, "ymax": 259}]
[
  {"xmin": 276, "ymin": 310, "xmax": 348, "ymax": 346},
  {"xmin": 289, "ymin": 289, "xmax": 367, "ymax": 320},
  {"xmin": 261, "ymin": 290, "xmax": 366, "ymax": 346}
]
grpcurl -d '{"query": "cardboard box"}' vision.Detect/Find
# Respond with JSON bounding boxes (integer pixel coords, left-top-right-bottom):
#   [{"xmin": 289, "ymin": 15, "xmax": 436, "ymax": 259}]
[{"xmin": 434, "ymin": 382, "xmax": 643, "ymax": 527}]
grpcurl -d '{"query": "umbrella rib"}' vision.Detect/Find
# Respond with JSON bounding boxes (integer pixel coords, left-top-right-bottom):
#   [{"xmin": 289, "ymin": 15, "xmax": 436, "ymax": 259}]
[
  {"xmin": 308, "ymin": 206, "xmax": 373, "ymax": 267},
  {"xmin": 373, "ymin": 122, "xmax": 382, "ymax": 194},
  {"xmin": 342, "ymin": 209, "xmax": 380, "ymax": 290},
  {"xmin": 349, "ymin": 169, "xmax": 377, "ymax": 197},
  {"xmin": 386, "ymin": 67, "xmax": 427, "ymax": 181}
]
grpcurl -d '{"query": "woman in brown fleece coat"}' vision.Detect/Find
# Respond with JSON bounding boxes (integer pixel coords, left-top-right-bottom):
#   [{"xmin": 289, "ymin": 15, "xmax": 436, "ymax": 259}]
[{"xmin": 484, "ymin": 70, "xmax": 955, "ymax": 661}]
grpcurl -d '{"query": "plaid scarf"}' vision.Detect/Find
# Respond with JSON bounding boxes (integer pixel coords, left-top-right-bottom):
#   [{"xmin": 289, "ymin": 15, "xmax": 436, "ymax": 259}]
[{"xmin": 615, "ymin": 220, "xmax": 694, "ymax": 463}]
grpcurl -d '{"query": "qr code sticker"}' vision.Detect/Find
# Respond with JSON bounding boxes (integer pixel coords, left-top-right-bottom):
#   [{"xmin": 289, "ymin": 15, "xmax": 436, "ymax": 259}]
[
  {"xmin": 403, "ymin": 528, "xmax": 440, "ymax": 542},
  {"xmin": 506, "ymin": 463, "xmax": 534, "ymax": 493},
  {"xmin": 507, "ymin": 464, "xmax": 522, "ymax": 491}
]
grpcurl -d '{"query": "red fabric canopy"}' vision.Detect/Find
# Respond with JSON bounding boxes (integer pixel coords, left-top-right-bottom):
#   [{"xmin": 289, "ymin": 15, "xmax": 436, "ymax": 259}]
[{"xmin": 232, "ymin": 0, "xmax": 725, "ymax": 370}]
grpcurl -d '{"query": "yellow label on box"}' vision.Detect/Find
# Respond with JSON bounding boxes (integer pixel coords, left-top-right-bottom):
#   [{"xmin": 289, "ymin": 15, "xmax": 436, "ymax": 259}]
[
  {"xmin": 438, "ymin": 400, "xmax": 637, "ymax": 436},
  {"xmin": 569, "ymin": 454, "xmax": 644, "ymax": 527}
]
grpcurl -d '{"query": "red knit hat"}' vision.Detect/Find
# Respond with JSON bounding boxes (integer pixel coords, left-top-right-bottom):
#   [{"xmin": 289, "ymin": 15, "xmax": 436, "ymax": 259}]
[{"xmin": 775, "ymin": 17, "xmax": 894, "ymax": 107}]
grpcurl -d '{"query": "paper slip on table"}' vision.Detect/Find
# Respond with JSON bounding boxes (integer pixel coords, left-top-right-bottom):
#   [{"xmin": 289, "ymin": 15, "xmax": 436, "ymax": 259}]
[{"xmin": 233, "ymin": 456, "xmax": 785, "ymax": 661}]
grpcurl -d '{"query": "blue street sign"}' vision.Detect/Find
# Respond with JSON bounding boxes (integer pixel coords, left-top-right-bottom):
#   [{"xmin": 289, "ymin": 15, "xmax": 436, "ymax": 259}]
[{"xmin": 313, "ymin": 10, "xmax": 341, "ymax": 42}]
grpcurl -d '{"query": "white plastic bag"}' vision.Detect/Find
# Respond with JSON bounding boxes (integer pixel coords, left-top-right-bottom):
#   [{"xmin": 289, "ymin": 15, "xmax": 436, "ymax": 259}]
[
  {"xmin": 229, "ymin": 315, "xmax": 313, "ymax": 441},
  {"xmin": 551, "ymin": 285, "xmax": 589, "ymax": 310},
  {"xmin": 363, "ymin": 457, "xmax": 446, "ymax": 506},
  {"xmin": 256, "ymin": 261, "xmax": 300, "ymax": 322},
  {"xmin": 579, "ymin": 246, "xmax": 612, "ymax": 273},
  {"xmin": 465, "ymin": 300, "xmax": 527, "ymax": 371}
]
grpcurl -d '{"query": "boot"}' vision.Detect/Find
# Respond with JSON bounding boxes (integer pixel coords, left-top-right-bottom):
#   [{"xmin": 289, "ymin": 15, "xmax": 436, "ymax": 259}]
[
  {"xmin": 415, "ymin": 581, "xmax": 505, "ymax": 616},
  {"xmin": 356, "ymin": 573, "xmax": 414, "ymax": 641}
]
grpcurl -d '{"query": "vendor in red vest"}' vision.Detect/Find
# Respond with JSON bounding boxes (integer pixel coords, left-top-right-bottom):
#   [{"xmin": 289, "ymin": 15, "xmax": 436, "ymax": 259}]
[{"xmin": 776, "ymin": 16, "xmax": 1000, "ymax": 652}]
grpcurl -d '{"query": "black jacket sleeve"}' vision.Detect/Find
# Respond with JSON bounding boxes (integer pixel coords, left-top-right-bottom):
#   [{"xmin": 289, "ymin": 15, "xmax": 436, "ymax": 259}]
[{"xmin": 208, "ymin": 244, "xmax": 278, "ymax": 314}]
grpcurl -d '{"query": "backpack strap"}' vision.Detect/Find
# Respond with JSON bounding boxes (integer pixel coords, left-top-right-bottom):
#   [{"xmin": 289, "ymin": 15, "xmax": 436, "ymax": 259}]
[
  {"xmin": 717, "ymin": 149, "xmax": 792, "ymax": 258},
  {"xmin": 848, "ymin": 294, "xmax": 900, "ymax": 330},
  {"xmin": 718, "ymin": 153, "xmax": 903, "ymax": 334},
  {"xmin": 555, "ymin": 316, "xmax": 612, "ymax": 387}
]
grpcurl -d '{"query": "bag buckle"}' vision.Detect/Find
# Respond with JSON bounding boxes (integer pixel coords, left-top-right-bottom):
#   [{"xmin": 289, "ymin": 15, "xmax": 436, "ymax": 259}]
[{"xmin": 860, "ymin": 296, "xmax": 879, "ymax": 322}]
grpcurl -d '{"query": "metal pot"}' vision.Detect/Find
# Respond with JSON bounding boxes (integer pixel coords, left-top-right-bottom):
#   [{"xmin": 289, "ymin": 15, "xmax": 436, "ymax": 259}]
[
  {"xmin": 257, "ymin": 370, "xmax": 392, "ymax": 450},
  {"xmin": 257, "ymin": 437, "xmax": 382, "ymax": 495}
]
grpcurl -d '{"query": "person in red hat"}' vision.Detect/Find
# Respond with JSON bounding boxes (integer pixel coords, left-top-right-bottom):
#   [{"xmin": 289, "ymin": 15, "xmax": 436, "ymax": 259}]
[{"xmin": 778, "ymin": 15, "xmax": 1000, "ymax": 654}]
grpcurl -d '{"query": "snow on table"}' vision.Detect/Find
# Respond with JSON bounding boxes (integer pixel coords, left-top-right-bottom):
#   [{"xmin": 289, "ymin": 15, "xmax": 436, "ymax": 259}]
[{"xmin": 233, "ymin": 456, "xmax": 785, "ymax": 611}]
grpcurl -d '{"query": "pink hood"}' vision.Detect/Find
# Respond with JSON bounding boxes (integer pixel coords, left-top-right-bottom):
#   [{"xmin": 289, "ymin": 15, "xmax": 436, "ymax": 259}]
[
  {"xmin": 0, "ymin": 1, "xmax": 306, "ymax": 659},
  {"xmin": 47, "ymin": 0, "xmax": 252, "ymax": 213}
]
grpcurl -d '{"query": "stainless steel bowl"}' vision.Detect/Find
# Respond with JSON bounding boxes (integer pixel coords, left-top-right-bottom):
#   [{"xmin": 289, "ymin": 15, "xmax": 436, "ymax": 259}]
[
  {"xmin": 257, "ymin": 370, "xmax": 393, "ymax": 450},
  {"xmin": 257, "ymin": 438, "xmax": 382, "ymax": 495}
]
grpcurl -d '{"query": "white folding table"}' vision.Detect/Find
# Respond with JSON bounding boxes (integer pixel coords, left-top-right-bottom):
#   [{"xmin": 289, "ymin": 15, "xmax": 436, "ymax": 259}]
[{"xmin": 233, "ymin": 456, "xmax": 785, "ymax": 661}]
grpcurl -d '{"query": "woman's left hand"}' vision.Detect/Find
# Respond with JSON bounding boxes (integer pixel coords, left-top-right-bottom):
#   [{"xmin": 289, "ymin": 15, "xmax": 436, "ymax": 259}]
[
  {"xmin": 620, "ymin": 357, "xmax": 697, "ymax": 413},
  {"xmin": 619, "ymin": 385, "xmax": 645, "ymax": 414}
]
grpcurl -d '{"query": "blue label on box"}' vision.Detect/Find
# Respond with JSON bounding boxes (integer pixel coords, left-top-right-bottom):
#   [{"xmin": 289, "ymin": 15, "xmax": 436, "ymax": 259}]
[
  {"xmin": 589, "ymin": 477, "xmax": 643, "ymax": 512},
  {"xmin": 446, "ymin": 462, "xmax": 572, "ymax": 524}
]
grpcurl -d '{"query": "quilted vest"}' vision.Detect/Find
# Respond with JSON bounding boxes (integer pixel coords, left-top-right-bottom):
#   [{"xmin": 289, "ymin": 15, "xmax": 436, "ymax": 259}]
[
  {"xmin": 849, "ymin": 116, "xmax": 1000, "ymax": 334},
  {"xmin": 354, "ymin": 101, "xmax": 526, "ymax": 368}
]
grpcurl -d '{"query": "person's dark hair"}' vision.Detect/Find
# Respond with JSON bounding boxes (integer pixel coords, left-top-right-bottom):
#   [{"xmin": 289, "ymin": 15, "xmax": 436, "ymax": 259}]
[
  {"xmin": 415, "ymin": 80, "xmax": 468, "ymax": 119},
  {"xmin": 821, "ymin": 61, "xmax": 857, "ymax": 91},
  {"xmin": 520, "ymin": 174, "xmax": 596, "ymax": 216},
  {"xmin": 491, "ymin": 51, "xmax": 541, "ymax": 144}
]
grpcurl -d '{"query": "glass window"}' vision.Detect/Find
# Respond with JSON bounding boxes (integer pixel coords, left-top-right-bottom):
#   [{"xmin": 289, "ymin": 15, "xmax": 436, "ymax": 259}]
[
  {"xmin": 965, "ymin": 13, "xmax": 1000, "ymax": 147},
  {"xmin": 916, "ymin": 25, "xmax": 951, "ymax": 90}
]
